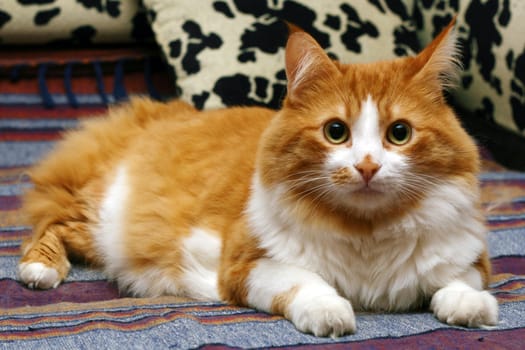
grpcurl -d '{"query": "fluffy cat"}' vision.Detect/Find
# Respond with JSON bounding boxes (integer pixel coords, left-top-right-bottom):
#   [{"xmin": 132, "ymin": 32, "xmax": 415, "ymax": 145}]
[{"xmin": 18, "ymin": 20, "xmax": 498, "ymax": 337}]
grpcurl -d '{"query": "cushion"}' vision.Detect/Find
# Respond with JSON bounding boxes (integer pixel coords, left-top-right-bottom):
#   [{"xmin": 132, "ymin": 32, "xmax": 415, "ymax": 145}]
[
  {"xmin": 0, "ymin": 0, "xmax": 153, "ymax": 45},
  {"xmin": 413, "ymin": 0, "xmax": 525, "ymax": 136},
  {"xmin": 143, "ymin": 0, "xmax": 420, "ymax": 110}
]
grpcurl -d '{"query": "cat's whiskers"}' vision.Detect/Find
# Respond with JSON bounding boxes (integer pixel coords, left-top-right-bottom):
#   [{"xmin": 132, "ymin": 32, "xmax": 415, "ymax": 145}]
[
  {"xmin": 394, "ymin": 174, "xmax": 441, "ymax": 202},
  {"xmin": 283, "ymin": 177, "xmax": 322, "ymax": 193},
  {"xmin": 285, "ymin": 178, "xmax": 333, "ymax": 199},
  {"xmin": 281, "ymin": 169, "xmax": 329, "ymax": 191},
  {"xmin": 304, "ymin": 186, "xmax": 336, "ymax": 214},
  {"xmin": 283, "ymin": 174, "xmax": 337, "ymax": 209},
  {"xmin": 394, "ymin": 186, "xmax": 424, "ymax": 202},
  {"xmin": 405, "ymin": 174, "xmax": 441, "ymax": 190}
]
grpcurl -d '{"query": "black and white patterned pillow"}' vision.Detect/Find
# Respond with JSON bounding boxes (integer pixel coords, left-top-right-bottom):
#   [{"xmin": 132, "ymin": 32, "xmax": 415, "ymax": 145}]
[
  {"xmin": 144, "ymin": 0, "xmax": 419, "ymax": 110},
  {"xmin": 414, "ymin": 0, "xmax": 525, "ymax": 137},
  {"xmin": 0, "ymin": 0, "xmax": 152, "ymax": 45}
]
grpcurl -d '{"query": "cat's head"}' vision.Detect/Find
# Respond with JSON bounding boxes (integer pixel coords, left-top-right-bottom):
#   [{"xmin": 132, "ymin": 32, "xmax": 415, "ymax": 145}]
[{"xmin": 257, "ymin": 19, "xmax": 479, "ymax": 219}]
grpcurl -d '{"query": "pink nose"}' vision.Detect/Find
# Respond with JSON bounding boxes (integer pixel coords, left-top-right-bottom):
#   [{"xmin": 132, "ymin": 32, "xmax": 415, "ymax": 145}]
[{"xmin": 354, "ymin": 159, "xmax": 381, "ymax": 183}]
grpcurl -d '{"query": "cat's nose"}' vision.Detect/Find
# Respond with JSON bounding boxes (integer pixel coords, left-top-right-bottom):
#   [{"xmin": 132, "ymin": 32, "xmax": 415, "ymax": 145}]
[{"xmin": 354, "ymin": 158, "xmax": 381, "ymax": 184}]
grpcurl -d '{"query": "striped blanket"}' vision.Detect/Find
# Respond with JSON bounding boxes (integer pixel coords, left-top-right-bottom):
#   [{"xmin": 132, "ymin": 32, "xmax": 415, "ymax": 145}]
[{"xmin": 1, "ymin": 48, "xmax": 524, "ymax": 349}]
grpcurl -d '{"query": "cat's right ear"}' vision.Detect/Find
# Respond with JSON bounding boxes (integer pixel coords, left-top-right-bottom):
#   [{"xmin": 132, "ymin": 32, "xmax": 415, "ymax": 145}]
[{"xmin": 285, "ymin": 32, "xmax": 339, "ymax": 105}]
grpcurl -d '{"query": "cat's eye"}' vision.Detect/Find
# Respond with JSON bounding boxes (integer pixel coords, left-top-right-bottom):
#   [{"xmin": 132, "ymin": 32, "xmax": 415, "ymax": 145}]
[
  {"xmin": 387, "ymin": 122, "xmax": 412, "ymax": 145},
  {"xmin": 324, "ymin": 120, "xmax": 349, "ymax": 144}
]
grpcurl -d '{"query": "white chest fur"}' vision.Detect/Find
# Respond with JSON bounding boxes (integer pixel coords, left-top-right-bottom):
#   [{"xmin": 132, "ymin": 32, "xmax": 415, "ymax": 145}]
[{"xmin": 246, "ymin": 175, "xmax": 486, "ymax": 311}]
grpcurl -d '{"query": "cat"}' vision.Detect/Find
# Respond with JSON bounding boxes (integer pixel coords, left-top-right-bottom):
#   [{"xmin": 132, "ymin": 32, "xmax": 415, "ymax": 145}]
[{"xmin": 18, "ymin": 19, "xmax": 498, "ymax": 337}]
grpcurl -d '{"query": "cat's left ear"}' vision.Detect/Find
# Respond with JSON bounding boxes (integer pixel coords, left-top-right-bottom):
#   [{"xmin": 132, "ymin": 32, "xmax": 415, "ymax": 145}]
[{"xmin": 411, "ymin": 17, "xmax": 461, "ymax": 95}]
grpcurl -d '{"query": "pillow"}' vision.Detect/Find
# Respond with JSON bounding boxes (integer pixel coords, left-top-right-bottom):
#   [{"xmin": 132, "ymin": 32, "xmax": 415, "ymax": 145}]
[
  {"xmin": 0, "ymin": 0, "xmax": 153, "ymax": 45},
  {"xmin": 413, "ymin": 0, "xmax": 525, "ymax": 136},
  {"xmin": 144, "ymin": 0, "xmax": 419, "ymax": 110}
]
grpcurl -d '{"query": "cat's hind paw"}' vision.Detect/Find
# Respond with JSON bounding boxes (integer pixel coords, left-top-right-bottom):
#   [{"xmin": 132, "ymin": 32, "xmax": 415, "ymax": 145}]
[
  {"xmin": 18, "ymin": 262, "xmax": 66, "ymax": 289},
  {"xmin": 431, "ymin": 282, "xmax": 498, "ymax": 327},
  {"xmin": 290, "ymin": 295, "xmax": 356, "ymax": 337}
]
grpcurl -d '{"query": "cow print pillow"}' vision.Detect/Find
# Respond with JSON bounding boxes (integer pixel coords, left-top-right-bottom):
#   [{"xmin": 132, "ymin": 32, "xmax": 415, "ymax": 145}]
[
  {"xmin": 414, "ymin": 0, "xmax": 525, "ymax": 137},
  {"xmin": 0, "ymin": 0, "xmax": 152, "ymax": 45},
  {"xmin": 144, "ymin": 0, "xmax": 419, "ymax": 110}
]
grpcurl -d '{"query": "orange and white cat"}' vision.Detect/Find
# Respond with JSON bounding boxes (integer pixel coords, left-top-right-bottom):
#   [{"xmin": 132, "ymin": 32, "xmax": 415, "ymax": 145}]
[{"xmin": 18, "ymin": 20, "xmax": 498, "ymax": 337}]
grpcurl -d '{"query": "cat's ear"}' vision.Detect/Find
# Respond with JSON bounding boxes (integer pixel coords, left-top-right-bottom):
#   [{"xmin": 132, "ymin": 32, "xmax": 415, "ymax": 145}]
[
  {"xmin": 411, "ymin": 17, "xmax": 461, "ymax": 94},
  {"xmin": 285, "ymin": 31, "xmax": 339, "ymax": 105}
]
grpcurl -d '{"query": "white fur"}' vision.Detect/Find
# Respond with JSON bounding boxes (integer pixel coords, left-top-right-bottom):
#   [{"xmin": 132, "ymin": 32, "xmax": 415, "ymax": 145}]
[
  {"xmin": 18, "ymin": 262, "xmax": 63, "ymax": 289},
  {"xmin": 247, "ymin": 258, "xmax": 337, "ymax": 311},
  {"xmin": 247, "ymin": 258, "xmax": 355, "ymax": 337},
  {"xmin": 94, "ymin": 165, "xmax": 130, "ymax": 279},
  {"xmin": 351, "ymin": 96, "xmax": 383, "ymax": 161},
  {"xmin": 431, "ymin": 279, "xmax": 498, "ymax": 327},
  {"xmin": 179, "ymin": 227, "xmax": 221, "ymax": 300},
  {"xmin": 116, "ymin": 267, "xmax": 183, "ymax": 297},
  {"xmin": 290, "ymin": 293, "xmax": 355, "ymax": 337},
  {"xmin": 289, "ymin": 50, "xmax": 317, "ymax": 93},
  {"xmin": 325, "ymin": 97, "xmax": 408, "ymax": 211},
  {"xmin": 117, "ymin": 227, "xmax": 221, "ymax": 299},
  {"xmin": 94, "ymin": 165, "xmax": 222, "ymax": 299},
  {"xmin": 94, "ymin": 165, "xmax": 178, "ymax": 297},
  {"xmin": 246, "ymin": 171, "xmax": 489, "ymax": 314},
  {"xmin": 422, "ymin": 25, "xmax": 461, "ymax": 89}
]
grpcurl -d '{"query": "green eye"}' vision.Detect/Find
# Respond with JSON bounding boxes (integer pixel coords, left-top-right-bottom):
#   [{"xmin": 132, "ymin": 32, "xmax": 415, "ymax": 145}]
[
  {"xmin": 324, "ymin": 120, "xmax": 349, "ymax": 144},
  {"xmin": 387, "ymin": 121, "xmax": 412, "ymax": 145}
]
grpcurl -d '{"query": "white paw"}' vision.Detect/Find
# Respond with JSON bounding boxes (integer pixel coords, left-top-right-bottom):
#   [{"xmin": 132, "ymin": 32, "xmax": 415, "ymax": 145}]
[
  {"xmin": 431, "ymin": 284, "xmax": 498, "ymax": 327},
  {"xmin": 18, "ymin": 262, "xmax": 62, "ymax": 289},
  {"xmin": 290, "ymin": 295, "xmax": 356, "ymax": 337}
]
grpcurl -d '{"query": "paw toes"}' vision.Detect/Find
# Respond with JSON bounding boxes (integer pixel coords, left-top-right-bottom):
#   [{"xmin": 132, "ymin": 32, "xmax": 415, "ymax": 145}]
[
  {"xmin": 431, "ymin": 288, "xmax": 499, "ymax": 328},
  {"xmin": 18, "ymin": 262, "xmax": 63, "ymax": 290},
  {"xmin": 293, "ymin": 295, "xmax": 356, "ymax": 337}
]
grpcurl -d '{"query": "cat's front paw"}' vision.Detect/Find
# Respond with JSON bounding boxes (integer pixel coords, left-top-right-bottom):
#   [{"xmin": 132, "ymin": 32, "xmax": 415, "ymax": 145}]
[
  {"xmin": 18, "ymin": 262, "xmax": 65, "ymax": 289},
  {"xmin": 290, "ymin": 295, "xmax": 356, "ymax": 337},
  {"xmin": 431, "ymin": 283, "xmax": 498, "ymax": 327}
]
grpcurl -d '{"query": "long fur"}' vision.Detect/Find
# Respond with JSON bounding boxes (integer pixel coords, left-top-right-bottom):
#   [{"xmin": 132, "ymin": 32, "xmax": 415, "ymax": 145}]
[{"xmin": 18, "ymin": 20, "xmax": 498, "ymax": 337}]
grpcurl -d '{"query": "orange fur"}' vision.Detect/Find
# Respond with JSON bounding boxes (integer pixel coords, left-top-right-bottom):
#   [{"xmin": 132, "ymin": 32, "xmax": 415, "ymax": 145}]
[
  {"xmin": 21, "ymin": 99, "xmax": 198, "ymax": 271},
  {"xmin": 271, "ymin": 285, "xmax": 300, "ymax": 318},
  {"xmin": 475, "ymin": 248, "xmax": 493, "ymax": 286},
  {"xmin": 218, "ymin": 218, "xmax": 267, "ymax": 305},
  {"xmin": 19, "ymin": 19, "xmax": 494, "ymax": 334}
]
